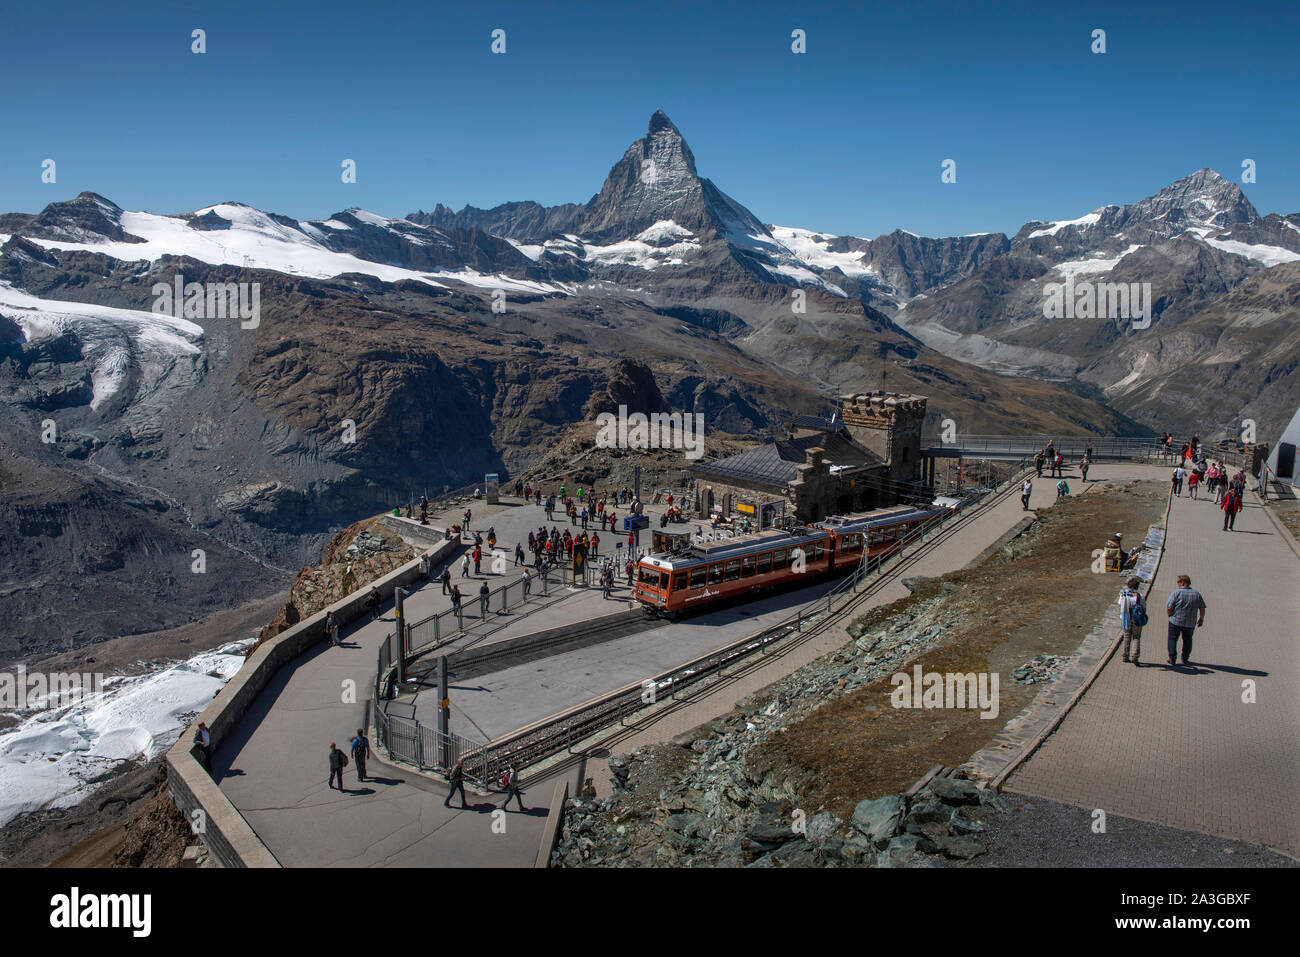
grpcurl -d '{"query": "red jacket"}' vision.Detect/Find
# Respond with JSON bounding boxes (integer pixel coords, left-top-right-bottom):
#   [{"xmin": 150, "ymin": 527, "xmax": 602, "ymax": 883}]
[{"xmin": 1221, "ymin": 493, "xmax": 1241, "ymax": 513}]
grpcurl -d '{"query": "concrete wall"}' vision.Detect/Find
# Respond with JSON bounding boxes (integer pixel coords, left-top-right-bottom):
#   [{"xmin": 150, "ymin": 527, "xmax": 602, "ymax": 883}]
[{"xmin": 165, "ymin": 528, "xmax": 462, "ymax": 867}]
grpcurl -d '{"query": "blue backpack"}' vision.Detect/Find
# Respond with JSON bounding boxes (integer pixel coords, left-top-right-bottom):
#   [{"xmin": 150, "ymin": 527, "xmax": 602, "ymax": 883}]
[{"xmin": 1130, "ymin": 593, "xmax": 1148, "ymax": 627}]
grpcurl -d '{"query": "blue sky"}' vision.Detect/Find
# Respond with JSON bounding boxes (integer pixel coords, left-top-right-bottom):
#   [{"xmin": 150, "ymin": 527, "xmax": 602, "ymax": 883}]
[{"xmin": 1, "ymin": 0, "xmax": 1296, "ymax": 238}]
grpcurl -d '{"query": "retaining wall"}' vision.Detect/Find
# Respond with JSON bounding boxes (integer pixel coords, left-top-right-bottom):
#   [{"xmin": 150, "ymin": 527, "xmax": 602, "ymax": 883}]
[{"xmin": 165, "ymin": 530, "xmax": 461, "ymax": 867}]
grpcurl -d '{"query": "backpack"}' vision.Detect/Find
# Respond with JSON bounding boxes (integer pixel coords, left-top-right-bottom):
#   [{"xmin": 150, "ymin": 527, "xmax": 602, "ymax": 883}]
[
  {"xmin": 500, "ymin": 772, "xmax": 511, "ymax": 788},
  {"xmin": 1130, "ymin": 593, "xmax": 1148, "ymax": 627},
  {"xmin": 340, "ymin": 752, "xmax": 349, "ymax": 768}
]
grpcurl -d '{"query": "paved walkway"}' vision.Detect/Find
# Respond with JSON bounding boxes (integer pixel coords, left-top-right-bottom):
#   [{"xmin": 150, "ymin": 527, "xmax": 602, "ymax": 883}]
[
  {"xmin": 214, "ymin": 460, "xmax": 1190, "ymax": 865},
  {"xmin": 1007, "ymin": 485, "xmax": 1300, "ymax": 858}
]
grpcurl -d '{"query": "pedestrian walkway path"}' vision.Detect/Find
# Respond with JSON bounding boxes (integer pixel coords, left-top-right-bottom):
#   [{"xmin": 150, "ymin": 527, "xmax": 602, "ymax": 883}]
[
  {"xmin": 1006, "ymin": 486, "xmax": 1300, "ymax": 858},
  {"xmin": 210, "ymin": 461, "xmax": 1153, "ymax": 865}
]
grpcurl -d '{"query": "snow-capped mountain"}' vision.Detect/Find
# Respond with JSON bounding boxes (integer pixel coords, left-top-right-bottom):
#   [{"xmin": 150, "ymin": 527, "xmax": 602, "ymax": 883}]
[{"xmin": 2, "ymin": 109, "xmax": 1297, "ymax": 656}]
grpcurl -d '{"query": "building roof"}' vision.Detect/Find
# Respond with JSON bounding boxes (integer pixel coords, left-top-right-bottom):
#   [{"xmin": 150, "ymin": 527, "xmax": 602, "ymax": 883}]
[{"xmin": 689, "ymin": 430, "xmax": 885, "ymax": 488}]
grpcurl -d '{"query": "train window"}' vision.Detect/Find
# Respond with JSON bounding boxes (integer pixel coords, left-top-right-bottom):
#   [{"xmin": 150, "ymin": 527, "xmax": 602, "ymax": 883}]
[
  {"xmin": 709, "ymin": 563, "xmax": 724, "ymax": 585},
  {"xmin": 725, "ymin": 559, "xmax": 741, "ymax": 581},
  {"xmin": 757, "ymin": 552, "xmax": 771, "ymax": 574},
  {"xmin": 772, "ymin": 549, "xmax": 787, "ymax": 570},
  {"xmin": 690, "ymin": 567, "xmax": 706, "ymax": 588},
  {"xmin": 741, "ymin": 556, "xmax": 756, "ymax": 578},
  {"xmin": 841, "ymin": 533, "xmax": 862, "ymax": 553},
  {"xmin": 813, "ymin": 543, "xmax": 824, "ymax": 561},
  {"xmin": 673, "ymin": 573, "xmax": 686, "ymax": 591},
  {"xmin": 638, "ymin": 567, "xmax": 657, "ymax": 584}
]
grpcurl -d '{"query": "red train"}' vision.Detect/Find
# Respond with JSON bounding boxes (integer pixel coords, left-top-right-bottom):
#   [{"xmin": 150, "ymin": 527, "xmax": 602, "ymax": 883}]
[{"xmin": 633, "ymin": 505, "xmax": 944, "ymax": 617}]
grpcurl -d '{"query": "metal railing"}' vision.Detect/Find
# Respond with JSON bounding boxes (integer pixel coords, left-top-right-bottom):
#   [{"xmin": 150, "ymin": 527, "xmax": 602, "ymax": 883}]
[
  {"xmin": 406, "ymin": 568, "xmax": 556, "ymax": 656},
  {"xmin": 473, "ymin": 465, "xmax": 1030, "ymax": 775},
  {"xmin": 932, "ymin": 435, "xmax": 1164, "ymax": 460}
]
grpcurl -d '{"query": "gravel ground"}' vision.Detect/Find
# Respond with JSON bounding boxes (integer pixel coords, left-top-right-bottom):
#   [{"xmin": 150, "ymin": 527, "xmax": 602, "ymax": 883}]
[{"xmin": 962, "ymin": 792, "xmax": 1296, "ymax": 868}]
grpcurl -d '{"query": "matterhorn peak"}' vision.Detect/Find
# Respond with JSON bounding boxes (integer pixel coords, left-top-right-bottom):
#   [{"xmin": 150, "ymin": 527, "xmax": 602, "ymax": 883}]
[{"xmin": 648, "ymin": 109, "xmax": 680, "ymax": 136}]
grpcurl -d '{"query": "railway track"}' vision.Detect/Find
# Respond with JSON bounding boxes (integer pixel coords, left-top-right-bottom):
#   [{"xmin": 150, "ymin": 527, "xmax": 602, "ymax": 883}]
[{"xmin": 518, "ymin": 469, "xmax": 1030, "ymax": 784}]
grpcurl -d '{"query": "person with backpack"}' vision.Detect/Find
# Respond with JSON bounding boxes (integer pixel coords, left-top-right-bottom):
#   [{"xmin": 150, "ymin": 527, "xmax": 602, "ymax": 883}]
[
  {"xmin": 366, "ymin": 586, "xmax": 381, "ymax": 622},
  {"xmin": 193, "ymin": 721, "xmax": 212, "ymax": 771},
  {"xmin": 1118, "ymin": 577, "xmax": 1147, "ymax": 665},
  {"xmin": 444, "ymin": 758, "xmax": 467, "ymax": 809},
  {"xmin": 328, "ymin": 742, "xmax": 348, "ymax": 790},
  {"xmin": 500, "ymin": 766, "xmax": 527, "ymax": 811},
  {"xmin": 1221, "ymin": 488, "xmax": 1243, "ymax": 530},
  {"xmin": 1171, "ymin": 465, "xmax": 1186, "ymax": 496},
  {"xmin": 350, "ymin": 728, "xmax": 370, "ymax": 782}
]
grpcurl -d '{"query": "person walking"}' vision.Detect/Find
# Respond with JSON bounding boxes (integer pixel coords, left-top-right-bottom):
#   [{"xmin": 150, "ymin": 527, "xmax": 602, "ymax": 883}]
[
  {"xmin": 1117, "ymin": 577, "xmax": 1146, "ymax": 665},
  {"xmin": 1021, "ymin": 478, "xmax": 1032, "ymax": 511},
  {"xmin": 450, "ymin": 584, "xmax": 463, "ymax": 616},
  {"xmin": 366, "ymin": 586, "xmax": 381, "ymax": 622},
  {"xmin": 193, "ymin": 721, "xmax": 212, "ymax": 771},
  {"xmin": 460, "ymin": 554, "xmax": 470, "ymax": 578},
  {"xmin": 1080, "ymin": 457, "xmax": 1090, "ymax": 483},
  {"xmin": 522, "ymin": 568, "xmax": 532, "ymax": 598},
  {"xmin": 1165, "ymin": 574, "xmax": 1206, "ymax": 666},
  {"xmin": 1221, "ymin": 487, "xmax": 1242, "ymax": 531},
  {"xmin": 1188, "ymin": 469, "xmax": 1200, "ymax": 500},
  {"xmin": 1034, "ymin": 451, "xmax": 1045, "ymax": 477},
  {"xmin": 325, "ymin": 611, "xmax": 340, "ymax": 647},
  {"xmin": 441, "ymin": 566, "xmax": 452, "ymax": 595},
  {"xmin": 463, "ymin": 508, "xmax": 472, "ymax": 532},
  {"xmin": 328, "ymin": 743, "xmax": 348, "ymax": 790},
  {"xmin": 443, "ymin": 758, "xmax": 468, "ymax": 809},
  {"xmin": 350, "ymin": 728, "xmax": 370, "ymax": 782},
  {"xmin": 419, "ymin": 495, "xmax": 429, "ymax": 525},
  {"xmin": 591, "ymin": 532, "xmax": 600, "ymax": 556},
  {"xmin": 500, "ymin": 766, "xmax": 527, "ymax": 812},
  {"xmin": 514, "ymin": 542, "xmax": 525, "ymax": 567},
  {"xmin": 479, "ymin": 581, "xmax": 490, "ymax": 618},
  {"xmin": 1053, "ymin": 451, "xmax": 1064, "ymax": 477},
  {"xmin": 1171, "ymin": 465, "xmax": 1185, "ymax": 496},
  {"xmin": 473, "ymin": 545, "xmax": 482, "ymax": 575}
]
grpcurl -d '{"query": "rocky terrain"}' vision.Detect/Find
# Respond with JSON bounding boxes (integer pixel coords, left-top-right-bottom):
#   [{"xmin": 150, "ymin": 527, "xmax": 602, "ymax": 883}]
[
  {"xmin": 551, "ymin": 480, "xmax": 1167, "ymax": 867},
  {"xmin": 11, "ymin": 109, "xmax": 1283, "ymax": 663},
  {"xmin": 255, "ymin": 518, "xmax": 415, "ymax": 648}
]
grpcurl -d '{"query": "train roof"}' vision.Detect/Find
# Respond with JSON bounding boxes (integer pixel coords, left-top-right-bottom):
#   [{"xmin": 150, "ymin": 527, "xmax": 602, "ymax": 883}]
[{"xmin": 638, "ymin": 505, "xmax": 943, "ymax": 570}]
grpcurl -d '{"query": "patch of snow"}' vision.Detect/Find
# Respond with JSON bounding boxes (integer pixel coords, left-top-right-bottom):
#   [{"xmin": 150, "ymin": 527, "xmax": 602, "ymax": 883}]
[
  {"xmin": 769, "ymin": 226, "xmax": 875, "ymax": 278},
  {"xmin": 0, "ymin": 640, "xmax": 252, "ymax": 828},
  {"xmin": 1050, "ymin": 245, "xmax": 1142, "ymax": 280},
  {"xmin": 1201, "ymin": 236, "xmax": 1300, "ymax": 267},
  {"xmin": 0, "ymin": 282, "xmax": 203, "ymax": 409},
  {"xmin": 1028, "ymin": 211, "xmax": 1103, "ymax": 239}
]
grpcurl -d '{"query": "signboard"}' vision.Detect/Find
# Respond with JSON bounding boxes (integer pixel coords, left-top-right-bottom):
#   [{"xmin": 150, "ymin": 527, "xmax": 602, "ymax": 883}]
[
  {"xmin": 736, "ymin": 502, "xmax": 756, "ymax": 516},
  {"xmin": 484, "ymin": 473, "xmax": 499, "ymax": 504}
]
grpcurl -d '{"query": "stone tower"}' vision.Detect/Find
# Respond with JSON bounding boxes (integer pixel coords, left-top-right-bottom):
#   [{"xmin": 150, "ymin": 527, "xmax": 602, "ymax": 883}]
[{"xmin": 838, "ymin": 391, "xmax": 927, "ymax": 481}]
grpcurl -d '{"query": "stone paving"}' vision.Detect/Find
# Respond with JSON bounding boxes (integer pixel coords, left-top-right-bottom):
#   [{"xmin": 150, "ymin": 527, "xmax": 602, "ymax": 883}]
[{"xmin": 1006, "ymin": 485, "xmax": 1300, "ymax": 859}]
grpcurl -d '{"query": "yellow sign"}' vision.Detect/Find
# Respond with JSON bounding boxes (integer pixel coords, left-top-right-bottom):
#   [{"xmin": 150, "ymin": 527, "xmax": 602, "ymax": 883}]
[
  {"xmin": 441, "ymin": 698, "xmax": 450, "ymax": 710},
  {"xmin": 736, "ymin": 502, "xmax": 756, "ymax": 515}
]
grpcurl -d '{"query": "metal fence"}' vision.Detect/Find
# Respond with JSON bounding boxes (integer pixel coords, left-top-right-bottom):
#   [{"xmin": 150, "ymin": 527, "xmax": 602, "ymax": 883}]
[
  {"xmin": 371, "ymin": 463, "xmax": 1026, "ymax": 781},
  {"xmin": 474, "ymin": 468, "xmax": 1026, "ymax": 775},
  {"xmin": 405, "ymin": 567, "xmax": 557, "ymax": 656}
]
